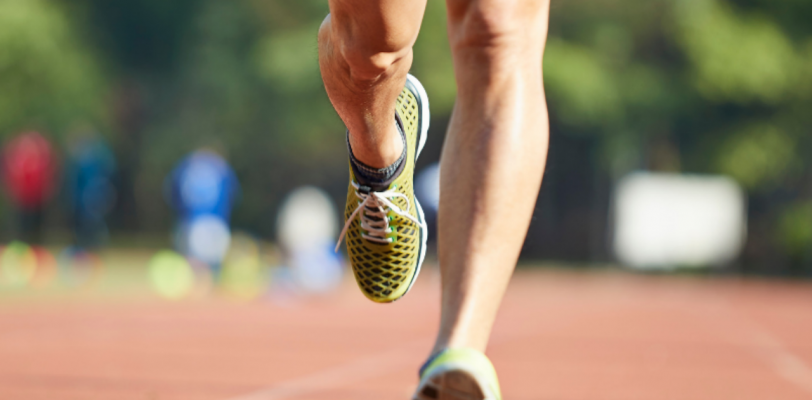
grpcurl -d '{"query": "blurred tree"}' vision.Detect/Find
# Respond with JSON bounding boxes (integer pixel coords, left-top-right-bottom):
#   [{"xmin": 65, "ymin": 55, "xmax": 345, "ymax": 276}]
[
  {"xmin": 674, "ymin": 0, "xmax": 803, "ymax": 104},
  {"xmin": 716, "ymin": 123, "xmax": 799, "ymax": 191},
  {"xmin": 538, "ymin": 0, "xmax": 812, "ymax": 270},
  {"xmin": 779, "ymin": 201, "xmax": 812, "ymax": 268},
  {"xmin": 78, "ymin": 0, "xmax": 198, "ymax": 72},
  {"xmin": 0, "ymin": 0, "xmax": 105, "ymax": 137}
]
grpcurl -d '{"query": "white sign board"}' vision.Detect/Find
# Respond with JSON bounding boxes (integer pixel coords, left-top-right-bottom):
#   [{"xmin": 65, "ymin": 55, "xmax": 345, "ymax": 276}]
[{"xmin": 613, "ymin": 173, "xmax": 746, "ymax": 270}]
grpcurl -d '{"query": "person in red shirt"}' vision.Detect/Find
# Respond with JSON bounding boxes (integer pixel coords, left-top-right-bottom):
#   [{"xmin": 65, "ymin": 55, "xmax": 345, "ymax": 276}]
[{"xmin": 1, "ymin": 132, "xmax": 58, "ymax": 243}]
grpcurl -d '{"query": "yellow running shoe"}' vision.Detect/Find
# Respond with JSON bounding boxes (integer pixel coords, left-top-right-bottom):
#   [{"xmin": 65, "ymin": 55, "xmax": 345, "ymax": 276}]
[
  {"xmin": 414, "ymin": 348, "xmax": 502, "ymax": 400},
  {"xmin": 335, "ymin": 74, "xmax": 430, "ymax": 303}
]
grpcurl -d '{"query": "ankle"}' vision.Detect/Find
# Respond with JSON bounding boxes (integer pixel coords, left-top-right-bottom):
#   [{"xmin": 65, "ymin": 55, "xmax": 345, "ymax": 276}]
[
  {"xmin": 432, "ymin": 327, "xmax": 489, "ymax": 355},
  {"xmin": 348, "ymin": 120, "xmax": 404, "ymax": 169}
]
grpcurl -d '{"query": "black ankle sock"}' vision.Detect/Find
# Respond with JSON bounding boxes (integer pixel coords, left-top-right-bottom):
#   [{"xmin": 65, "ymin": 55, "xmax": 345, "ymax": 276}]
[{"xmin": 348, "ymin": 115, "xmax": 407, "ymax": 188}]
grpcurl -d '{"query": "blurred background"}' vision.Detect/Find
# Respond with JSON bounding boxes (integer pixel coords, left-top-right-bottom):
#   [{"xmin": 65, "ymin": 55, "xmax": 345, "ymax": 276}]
[
  {"xmin": 0, "ymin": 0, "xmax": 811, "ymax": 299},
  {"xmin": 2, "ymin": 1, "xmax": 812, "ymax": 399}
]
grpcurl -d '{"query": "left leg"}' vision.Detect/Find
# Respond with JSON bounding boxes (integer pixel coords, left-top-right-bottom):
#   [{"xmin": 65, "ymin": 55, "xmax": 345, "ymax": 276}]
[
  {"xmin": 415, "ymin": 0, "xmax": 551, "ymax": 398},
  {"xmin": 432, "ymin": 0, "xmax": 551, "ymax": 355}
]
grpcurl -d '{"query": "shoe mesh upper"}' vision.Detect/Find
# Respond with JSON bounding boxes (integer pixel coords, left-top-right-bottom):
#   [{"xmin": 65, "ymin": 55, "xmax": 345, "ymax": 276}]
[{"xmin": 343, "ymin": 87, "xmax": 422, "ymax": 302}]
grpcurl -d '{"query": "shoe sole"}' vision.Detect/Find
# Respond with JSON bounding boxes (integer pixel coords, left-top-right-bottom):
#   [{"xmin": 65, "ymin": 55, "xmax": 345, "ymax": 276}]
[
  {"xmin": 397, "ymin": 73, "xmax": 430, "ymax": 301},
  {"xmin": 414, "ymin": 369, "xmax": 494, "ymax": 400}
]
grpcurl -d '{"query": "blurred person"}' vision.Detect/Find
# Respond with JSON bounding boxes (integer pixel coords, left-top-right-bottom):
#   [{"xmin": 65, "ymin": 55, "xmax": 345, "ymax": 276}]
[
  {"xmin": 166, "ymin": 149, "xmax": 239, "ymax": 274},
  {"xmin": 66, "ymin": 135, "xmax": 117, "ymax": 249},
  {"xmin": 277, "ymin": 186, "xmax": 344, "ymax": 294},
  {"xmin": 325, "ymin": 0, "xmax": 550, "ymax": 398},
  {"xmin": 1, "ymin": 132, "xmax": 58, "ymax": 244}
]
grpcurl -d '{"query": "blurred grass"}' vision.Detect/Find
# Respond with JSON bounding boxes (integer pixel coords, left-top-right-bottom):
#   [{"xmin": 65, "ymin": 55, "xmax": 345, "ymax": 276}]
[{"xmin": 0, "ymin": 248, "xmax": 157, "ymax": 303}]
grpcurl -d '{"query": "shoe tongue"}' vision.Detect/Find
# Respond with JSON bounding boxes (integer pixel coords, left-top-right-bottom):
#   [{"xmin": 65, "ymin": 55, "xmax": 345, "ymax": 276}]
[
  {"xmin": 355, "ymin": 183, "xmax": 383, "ymax": 196},
  {"xmin": 353, "ymin": 164, "xmax": 402, "ymax": 192}
]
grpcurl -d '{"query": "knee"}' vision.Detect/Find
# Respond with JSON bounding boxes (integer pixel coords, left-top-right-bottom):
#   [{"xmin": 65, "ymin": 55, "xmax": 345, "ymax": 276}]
[
  {"xmin": 320, "ymin": 14, "xmax": 417, "ymax": 82},
  {"xmin": 341, "ymin": 39, "xmax": 413, "ymax": 82},
  {"xmin": 447, "ymin": 0, "xmax": 549, "ymax": 57}
]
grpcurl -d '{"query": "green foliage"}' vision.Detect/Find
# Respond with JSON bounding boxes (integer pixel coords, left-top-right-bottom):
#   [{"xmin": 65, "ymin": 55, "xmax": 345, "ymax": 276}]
[
  {"xmin": 0, "ymin": 0, "xmax": 105, "ymax": 137},
  {"xmin": 544, "ymin": 39, "xmax": 624, "ymax": 126},
  {"xmin": 673, "ymin": 0, "xmax": 802, "ymax": 104},
  {"xmin": 778, "ymin": 201, "xmax": 812, "ymax": 258},
  {"xmin": 255, "ymin": 23, "xmax": 322, "ymax": 94},
  {"xmin": 411, "ymin": 0, "xmax": 456, "ymax": 116},
  {"xmin": 545, "ymin": 0, "xmax": 810, "ymax": 186},
  {"xmin": 716, "ymin": 123, "xmax": 799, "ymax": 190}
]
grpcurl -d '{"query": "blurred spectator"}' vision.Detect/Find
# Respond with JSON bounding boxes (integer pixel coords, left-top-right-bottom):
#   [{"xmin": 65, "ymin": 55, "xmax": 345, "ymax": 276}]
[
  {"xmin": 166, "ymin": 150, "xmax": 239, "ymax": 273},
  {"xmin": 1, "ymin": 132, "xmax": 58, "ymax": 243},
  {"xmin": 67, "ymin": 135, "xmax": 117, "ymax": 249},
  {"xmin": 276, "ymin": 186, "xmax": 343, "ymax": 294}
]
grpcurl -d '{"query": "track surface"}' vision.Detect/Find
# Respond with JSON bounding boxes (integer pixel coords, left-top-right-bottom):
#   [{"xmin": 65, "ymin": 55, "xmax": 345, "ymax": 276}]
[{"xmin": 1, "ymin": 268, "xmax": 812, "ymax": 400}]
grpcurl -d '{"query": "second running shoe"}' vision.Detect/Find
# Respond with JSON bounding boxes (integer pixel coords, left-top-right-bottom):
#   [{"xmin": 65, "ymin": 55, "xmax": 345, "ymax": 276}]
[
  {"xmin": 335, "ymin": 74, "xmax": 430, "ymax": 303},
  {"xmin": 414, "ymin": 348, "xmax": 502, "ymax": 400}
]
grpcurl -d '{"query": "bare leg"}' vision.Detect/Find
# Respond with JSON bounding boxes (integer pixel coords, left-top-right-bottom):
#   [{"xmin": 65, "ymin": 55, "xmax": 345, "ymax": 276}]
[
  {"xmin": 318, "ymin": 0, "xmax": 427, "ymax": 168},
  {"xmin": 433, "ymin": 0, "xmax": 551, "ymax": 353}
]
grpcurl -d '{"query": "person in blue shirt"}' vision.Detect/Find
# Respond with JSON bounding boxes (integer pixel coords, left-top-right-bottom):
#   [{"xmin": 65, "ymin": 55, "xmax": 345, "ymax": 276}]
[
  {"xmin": 166, "ymin": 149, "xmax": 239, "ymax": 272},
  {"xmin": 68, "ymin": 136, "xmax": 117, "ymax": 249}
]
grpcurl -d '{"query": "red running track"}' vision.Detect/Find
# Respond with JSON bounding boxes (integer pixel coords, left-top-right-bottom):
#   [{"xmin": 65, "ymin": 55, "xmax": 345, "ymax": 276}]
[{"xmin": 1, "ymin": 268, "xmax": 811, "ymax": 400}]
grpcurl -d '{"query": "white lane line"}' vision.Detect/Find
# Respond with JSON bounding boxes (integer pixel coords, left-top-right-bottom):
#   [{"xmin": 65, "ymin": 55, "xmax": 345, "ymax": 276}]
[
  {"xmin": 724, "ymin": 304, "xmax": 812, "ymax": 396},
  {"xmin": 225, "ymin": 340, "xmax": 428, "ymax": 400},
  {"xmin": 223, "ymin": 312, "xmax": 567, "ymax": 400},
  {"xmin": 744, "ymin": 323, "xmax": 812, "ymax": 395}
]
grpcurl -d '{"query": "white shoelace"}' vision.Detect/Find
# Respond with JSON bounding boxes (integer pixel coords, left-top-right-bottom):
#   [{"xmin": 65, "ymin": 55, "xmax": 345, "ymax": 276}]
[{"xmin": 335, "ymin": 181, "xmax": 424, "ymax": 252}]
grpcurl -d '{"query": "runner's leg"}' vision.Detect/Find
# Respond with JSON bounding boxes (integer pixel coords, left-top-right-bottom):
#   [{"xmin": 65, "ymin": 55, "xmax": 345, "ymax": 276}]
[
  {"xmin": 318, "ymin": 0, "xmax": 428, "ymax": 168},
  {"xmin": 433, "ymin": 0, "xmax": 551, "ymax": 353}
]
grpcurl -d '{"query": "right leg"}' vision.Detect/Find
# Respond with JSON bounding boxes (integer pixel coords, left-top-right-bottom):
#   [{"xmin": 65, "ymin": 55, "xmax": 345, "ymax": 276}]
[
  {"xmin": 415, "ymin": 0, "xmax": 550, "ymax": 398},
  {"xmin": 318, "ymin": 0, "xmax": 427, "ymax": 169},
  {"xmin": 434, "ymin": 0, "xmax": 550, "ymax": 355}
]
